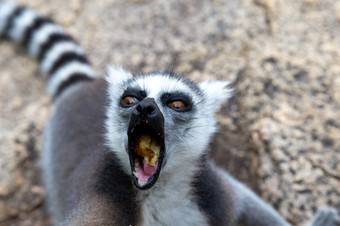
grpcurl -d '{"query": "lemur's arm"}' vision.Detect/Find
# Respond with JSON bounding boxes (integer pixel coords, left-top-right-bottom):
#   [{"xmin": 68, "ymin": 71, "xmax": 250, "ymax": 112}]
[
  {"xmin": 212, "ymin": 163, "xmax": 340, "ymax": 226},
  {"xmin": 306, "ymin": 208, "xmax": 340, "ymax": 226},
  {"xmin": 224, "ymin": 171, "xmax": 291, "ymax": 226}
]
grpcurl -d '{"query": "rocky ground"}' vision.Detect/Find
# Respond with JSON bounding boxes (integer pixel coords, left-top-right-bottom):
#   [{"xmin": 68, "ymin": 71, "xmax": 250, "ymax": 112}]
[{"xmin": 0, "ymin": 0, "xmax": 339, "ymax": 225}]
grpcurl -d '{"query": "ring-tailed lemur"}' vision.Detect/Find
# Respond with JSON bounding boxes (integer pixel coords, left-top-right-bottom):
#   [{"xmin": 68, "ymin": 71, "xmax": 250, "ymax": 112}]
[{"xmin": 1, "ymin": 1, "xmax": 339, "ymax": 226}]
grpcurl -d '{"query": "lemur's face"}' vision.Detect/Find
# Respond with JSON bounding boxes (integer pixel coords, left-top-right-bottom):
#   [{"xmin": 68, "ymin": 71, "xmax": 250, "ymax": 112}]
[{"xmin": 106, "ymin": 67, "xmax": 232, "ymax": 189}]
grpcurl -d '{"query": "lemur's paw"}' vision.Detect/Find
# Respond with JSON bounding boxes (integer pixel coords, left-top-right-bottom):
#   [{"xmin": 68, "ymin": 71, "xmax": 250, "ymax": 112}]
[{"xmin": 307, "ymin": 207, "xmax": 340, "ymax": 226}]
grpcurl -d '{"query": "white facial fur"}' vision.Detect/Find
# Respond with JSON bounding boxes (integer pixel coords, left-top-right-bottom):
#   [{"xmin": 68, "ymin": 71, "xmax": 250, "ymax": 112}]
[{"xmin": 105, "ymin": 66, "xmax": 233, "ymax": 175}]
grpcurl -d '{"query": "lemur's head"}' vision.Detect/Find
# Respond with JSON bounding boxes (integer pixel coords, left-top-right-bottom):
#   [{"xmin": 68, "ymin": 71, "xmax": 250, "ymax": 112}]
[{"xmin": 105, "ymin": 66, "xmax": 232, "ymax": 190}]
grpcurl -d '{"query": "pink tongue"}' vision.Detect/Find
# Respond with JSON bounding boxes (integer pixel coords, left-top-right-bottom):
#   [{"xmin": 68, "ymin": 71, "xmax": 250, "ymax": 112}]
[{"xmin": 142, "ymin": 159, "xmax": 158, "ymax": 176}]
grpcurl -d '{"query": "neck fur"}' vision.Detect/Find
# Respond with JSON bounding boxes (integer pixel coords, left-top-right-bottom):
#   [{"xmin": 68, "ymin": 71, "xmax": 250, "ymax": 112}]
[{"xmin": 136, "ymin": 157, "xmax": 208, "ymax": 226}]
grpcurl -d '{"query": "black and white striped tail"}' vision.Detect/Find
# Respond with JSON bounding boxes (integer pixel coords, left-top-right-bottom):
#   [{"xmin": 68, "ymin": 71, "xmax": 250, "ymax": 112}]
[{"xmin": 0, "ymin": 1, "xmax": 97, "ymax": 97}]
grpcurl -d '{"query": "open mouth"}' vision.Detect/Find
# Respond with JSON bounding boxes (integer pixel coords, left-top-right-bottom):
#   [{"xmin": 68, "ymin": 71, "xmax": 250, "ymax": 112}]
[{"xmin": 128, "ymin": 123, "xmax": 165, "ymax": 190}]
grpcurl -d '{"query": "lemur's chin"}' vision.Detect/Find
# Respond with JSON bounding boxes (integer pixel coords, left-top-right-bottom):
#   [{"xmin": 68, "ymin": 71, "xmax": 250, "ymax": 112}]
[{"xmin": 128, "ymin": 123, "xmax": 165, "ymax": 190}]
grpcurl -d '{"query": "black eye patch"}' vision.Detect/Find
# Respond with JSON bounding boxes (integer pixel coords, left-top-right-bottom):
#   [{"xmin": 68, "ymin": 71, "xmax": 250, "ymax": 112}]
[
  {"xmin": 120, "ymin": 88, "xmax": 147, "ymax": 107},
  {"xmin": 160, "ymin": 92, "xmax": 193, "ymax": 112}
]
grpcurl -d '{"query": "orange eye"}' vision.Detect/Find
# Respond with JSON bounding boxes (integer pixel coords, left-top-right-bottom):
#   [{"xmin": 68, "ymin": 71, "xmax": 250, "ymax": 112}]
[
  {"xmin": 122, "ymin": 96, "xmax": 138, "ymax": 106},
  {"xmin": 170, "ymin": 101, "xmax": 186, "ymax": 110}
]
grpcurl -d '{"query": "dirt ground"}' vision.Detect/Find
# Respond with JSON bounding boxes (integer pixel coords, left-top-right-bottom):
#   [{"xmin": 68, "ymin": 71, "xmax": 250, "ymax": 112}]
[{"xmin": 0, "ymin": 0, "xmax": 339, "ymax": 225}]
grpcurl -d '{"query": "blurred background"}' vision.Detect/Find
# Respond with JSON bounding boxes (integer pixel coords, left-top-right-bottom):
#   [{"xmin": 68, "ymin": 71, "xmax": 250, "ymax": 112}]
[{"xmin": 0, "ymin": 0, "xmax": 339, "ymax": 225}]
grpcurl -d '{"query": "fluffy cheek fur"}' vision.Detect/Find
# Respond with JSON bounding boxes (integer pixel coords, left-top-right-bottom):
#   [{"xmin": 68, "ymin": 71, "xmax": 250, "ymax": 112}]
[
  {"xmin": 161, "ymin": 110, "xmax": 218, "ymax": 175},
  {"xmin": 105, "ymin": 66, "xmax": 134, "ymax": 172},
  {"xmin": 105, "ymin": 84, "xmax": 133, "ymax": 173},
  {"xmin": 105, "ymin": 106, "xmax": 131, "ymax": 173}
]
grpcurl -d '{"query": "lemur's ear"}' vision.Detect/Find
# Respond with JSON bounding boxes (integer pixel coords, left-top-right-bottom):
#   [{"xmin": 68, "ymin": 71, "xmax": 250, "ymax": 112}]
[
  {"xmin": 105, "ymin": 65, "xmax": 133, "ymax": 86},
  {"xmin": 106, "ymin": 65, "xmax": 133, "ymax": 99},
  {"xmin": 199, "ymin": 80, "xmax": 233, "ymax": 114}
]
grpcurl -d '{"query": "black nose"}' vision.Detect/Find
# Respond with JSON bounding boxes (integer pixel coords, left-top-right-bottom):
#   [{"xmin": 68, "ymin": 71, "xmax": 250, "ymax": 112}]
[
  {"xmin": 128, "ymin": 97, "xmax": 164, "ymax": 139},
  {"xmin": 133, "ymin": 98, "xmax": 158, "ymax": 118}
]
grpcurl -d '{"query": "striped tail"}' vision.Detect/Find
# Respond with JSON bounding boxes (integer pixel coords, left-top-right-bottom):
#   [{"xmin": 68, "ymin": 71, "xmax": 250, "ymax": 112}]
[{"xmin": 0, "ymin": 1, "xmax": 97, "ymax": 97}]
